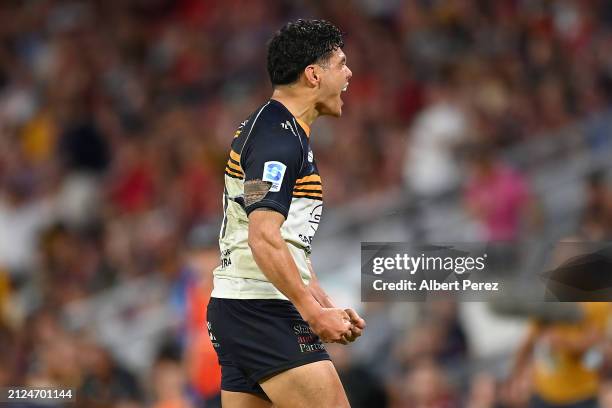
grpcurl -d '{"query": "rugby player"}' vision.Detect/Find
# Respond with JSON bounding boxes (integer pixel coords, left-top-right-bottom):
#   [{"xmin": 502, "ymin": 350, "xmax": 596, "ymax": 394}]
[{"xmin": 206, "ymin": 19, "xmax": 366, "ymax": 408}]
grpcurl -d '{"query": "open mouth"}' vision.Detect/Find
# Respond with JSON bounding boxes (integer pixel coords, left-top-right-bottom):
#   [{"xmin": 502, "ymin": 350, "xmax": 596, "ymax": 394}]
[{"xmin": 342, "ymin": 83, "xmax": 349, "ymax": 92}]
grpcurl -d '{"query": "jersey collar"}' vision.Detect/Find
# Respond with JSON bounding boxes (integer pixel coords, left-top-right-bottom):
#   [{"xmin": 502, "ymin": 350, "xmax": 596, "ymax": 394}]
[
  {"xmin": 295, "ymin": 117, "xmax": 311, "ymax": 138},
  {"xmin": 269, "ymin": 99, "xmax": 311, "ymax": 138}
]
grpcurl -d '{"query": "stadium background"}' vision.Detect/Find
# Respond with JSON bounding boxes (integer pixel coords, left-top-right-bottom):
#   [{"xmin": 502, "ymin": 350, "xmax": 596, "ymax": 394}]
[{"xmin": 0, "ymin": 0, "xmax": 612, "ymax": 407}]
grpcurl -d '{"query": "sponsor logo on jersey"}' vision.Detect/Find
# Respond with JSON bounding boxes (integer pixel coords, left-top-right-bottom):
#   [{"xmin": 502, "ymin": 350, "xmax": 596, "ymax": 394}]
[
  {"xmin": 282, "ymin": 120, "xmax": 299, "ymax": 137},
  {"xmin": 309, "ymin": 204, "xmax": 323, "ymax": 230},
  {"xmin": 262, "ymin": 161, "xmax": 286, "ymax": 192},
  {"xmin": 220, "ymin": 249, "xmax": 232, "ymax": 268}
]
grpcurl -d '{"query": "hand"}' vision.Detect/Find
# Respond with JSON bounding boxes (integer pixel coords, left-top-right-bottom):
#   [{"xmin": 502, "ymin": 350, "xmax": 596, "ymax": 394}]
[
  {"xmin": 306, "ymin": 308, "xmax": 352, "ymax": 343},
  {"xmin": 343, "ymin": 308, "xmax": 366, "ymax": 343}
]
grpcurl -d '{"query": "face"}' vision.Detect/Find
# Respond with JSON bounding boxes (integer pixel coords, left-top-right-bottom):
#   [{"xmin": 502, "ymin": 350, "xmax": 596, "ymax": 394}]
[{"xmin": 314, "ymin": 48, "xmax": 352, "ymax": 117}]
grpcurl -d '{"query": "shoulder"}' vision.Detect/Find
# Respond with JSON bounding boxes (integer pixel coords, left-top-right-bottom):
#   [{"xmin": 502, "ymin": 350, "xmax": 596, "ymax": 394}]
[
  {"xmin": 250, "ymin": 102, "xmax": 298, "ymax": 137},
  {"xmin": 243, "ymin": 105, "xmax": 304, "ymax": 158}
]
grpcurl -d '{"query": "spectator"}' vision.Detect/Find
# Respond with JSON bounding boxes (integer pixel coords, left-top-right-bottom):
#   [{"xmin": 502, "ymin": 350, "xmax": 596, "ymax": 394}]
[
  {"xmin": 151, "ymin": 343, "xmax": 194, "ymax": 408},
  {"xmin": 463, "ymin": 144, "xmax": 537, "ymax": 242},
  {"xmin": 511, "ymin": 302, "xmax": 611, "ymax": 408},
  {"xmin": 77, "ymin": 340, "xmax": 143, "ymax": 408},
  {"xmin": 327, "ymin": 343, "xmax": 389, "ymax": 408},
  {"xmin": 403, "ymin": 76, "xmax": 471, "ymax": 198},
  {"xmin": 0, "ymin": 1, "xmax": 611, "ymax": 406},
  {"xmin": 579, "ymin": 170, "xmax": 612, "ymax": 239},
  {"xmin": 465, "ymin": 372, "xmax": 498, "ymax": 408},
  {"xmin": 393, "ymin": 359, "xmax": 459, "ymax": 408}
]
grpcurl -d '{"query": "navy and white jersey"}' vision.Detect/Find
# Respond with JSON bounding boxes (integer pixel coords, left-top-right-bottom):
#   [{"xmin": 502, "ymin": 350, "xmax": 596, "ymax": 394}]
[{"xmin": 212, "ymin": 99, "xmax": 323, "ymax": 299}]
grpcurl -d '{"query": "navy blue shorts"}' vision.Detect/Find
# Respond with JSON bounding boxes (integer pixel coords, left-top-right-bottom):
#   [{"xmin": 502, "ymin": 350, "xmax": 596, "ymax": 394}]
[{"xmin": 206, "ymin": 297, "xmax": 330, "ymax": 396}]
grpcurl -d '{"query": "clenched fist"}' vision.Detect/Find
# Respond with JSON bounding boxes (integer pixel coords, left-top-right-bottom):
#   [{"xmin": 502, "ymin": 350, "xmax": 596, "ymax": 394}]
[
  {"xmin": 343, "ymin": 308, "xmax": 366, "ymax": 343},
  {"xmin": 306, "ymin": 308, "xmax": 352, "ymax": 343}
]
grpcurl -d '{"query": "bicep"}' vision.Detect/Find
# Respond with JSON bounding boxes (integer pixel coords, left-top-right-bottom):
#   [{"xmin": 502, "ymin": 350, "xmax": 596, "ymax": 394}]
[{"xmin": 248, "ymin": 208, "xmax": 285, "ymax": 242}]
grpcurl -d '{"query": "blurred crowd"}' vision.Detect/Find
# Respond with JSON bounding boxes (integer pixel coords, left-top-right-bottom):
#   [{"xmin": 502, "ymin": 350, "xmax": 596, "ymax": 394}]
[{"xmin": 1, "ymin": 0, "xmax": 612, "ymax": 407}]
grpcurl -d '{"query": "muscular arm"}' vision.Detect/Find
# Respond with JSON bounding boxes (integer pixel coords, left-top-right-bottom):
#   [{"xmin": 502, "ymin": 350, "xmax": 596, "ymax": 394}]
[
  {"xmin": 248, "ymin": 209, "xmax": 351, "ymax": 343},
  {"xmin": 248, "ymin": 209, "xmax": 320, "ymax": 318}
]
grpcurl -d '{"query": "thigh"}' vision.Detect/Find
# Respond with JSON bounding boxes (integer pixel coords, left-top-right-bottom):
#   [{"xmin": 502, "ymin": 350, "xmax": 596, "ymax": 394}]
[
  {"xmin": 259, "ymin": 360, "xmax": 350, "ymax": 408},
  {"xmin": 222, "ymin": 390, "xmax": 273, "ymax": 408},
  {"xmin": 207, "ymin": 299, "xmax": 268, "ymax": 396}
]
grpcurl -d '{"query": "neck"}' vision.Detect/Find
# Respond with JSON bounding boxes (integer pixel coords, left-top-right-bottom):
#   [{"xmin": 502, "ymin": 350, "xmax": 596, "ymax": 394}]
[{"xmin": 271, "ymin": 86, "xmax": 319, "ymax": 127}]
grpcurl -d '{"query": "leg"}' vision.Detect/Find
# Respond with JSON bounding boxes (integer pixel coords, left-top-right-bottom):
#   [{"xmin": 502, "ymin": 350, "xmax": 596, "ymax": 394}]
[
  {"xmin": 221, "ymin": 391, "xmax": 273, "ymax": 408},
  {"xmin": 259, "ymin": 360, "xmax": 350, "ymax": 408}
]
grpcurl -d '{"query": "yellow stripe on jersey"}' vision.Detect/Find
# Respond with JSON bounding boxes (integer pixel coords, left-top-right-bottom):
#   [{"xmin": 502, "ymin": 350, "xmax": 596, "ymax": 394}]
[
  {"xmin": 226, "ymin": 159, "xmax": 244, "ymax": 175},
  {"xmin": 225, "ymin": 167, "xmax": 244, "ymax": 179},
  {"xmin": 295, "ymin": 117, "xmax": 311, "ymax": 137},
  {"xmin": 230, "ymin": 149, "xmax": 241, "ymax": 162},
  {"xmin": 296, "ymin": 174, "xmax": 321, "ymax": 184},
  {"xmin": 293, "ymin": 185, "xmax": 322, "ymax": 193},
  {"xmin": 293, "ymin": 190, "xmax": 323, "ymax": 198}
]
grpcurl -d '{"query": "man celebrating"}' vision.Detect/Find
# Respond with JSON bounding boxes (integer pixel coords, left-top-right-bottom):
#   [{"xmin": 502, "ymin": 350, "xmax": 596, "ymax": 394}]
[{"xmin": 207, "ymin": 19, "xmax": 365, "ymax": 408}]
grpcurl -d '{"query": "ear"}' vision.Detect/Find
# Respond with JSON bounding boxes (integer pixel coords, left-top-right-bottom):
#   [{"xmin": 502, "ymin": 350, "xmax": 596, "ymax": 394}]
[{"xmin": 303, "ymin": 65, "xmax": 320, "ymax": 87}]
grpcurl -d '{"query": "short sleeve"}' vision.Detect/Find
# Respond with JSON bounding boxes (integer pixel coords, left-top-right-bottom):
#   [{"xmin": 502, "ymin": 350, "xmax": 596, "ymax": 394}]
[{"xmin": 241, "ymin": 128, "xmax": 303, "ymax": 218}]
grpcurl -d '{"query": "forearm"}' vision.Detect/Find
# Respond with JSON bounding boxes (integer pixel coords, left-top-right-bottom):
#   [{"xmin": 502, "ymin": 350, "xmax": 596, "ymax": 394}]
[
  {"xmin": 250, "ymin": 233, "xmax": 320, "ymax": 319},
  {"xmin": 308, "ymin": 280, "xmax": 336, "ymax": 308}
]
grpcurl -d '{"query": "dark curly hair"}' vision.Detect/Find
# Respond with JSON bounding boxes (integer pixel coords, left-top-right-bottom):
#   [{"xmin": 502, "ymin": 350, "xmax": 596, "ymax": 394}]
[{"xmin": 267, "ymin": 19, "xmax": 344, "ymax": 86}]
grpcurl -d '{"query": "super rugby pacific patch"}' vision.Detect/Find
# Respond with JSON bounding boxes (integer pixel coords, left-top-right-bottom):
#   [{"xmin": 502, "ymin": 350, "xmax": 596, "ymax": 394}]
[{"xmin": 262, "ymin": 161, "xmax": 286, "ymax": 192}]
